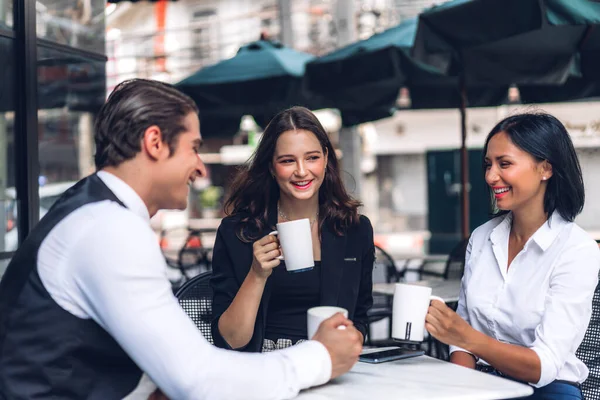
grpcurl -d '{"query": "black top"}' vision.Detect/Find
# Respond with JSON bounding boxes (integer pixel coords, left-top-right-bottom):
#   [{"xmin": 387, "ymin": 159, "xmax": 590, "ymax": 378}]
[
  {"xmin": 265, "ymin": 261, "xmax": 322, "ymax": 342},
  {"xmin": 210, "ymin": 204, "xmax": 375, "ymax": 353}
]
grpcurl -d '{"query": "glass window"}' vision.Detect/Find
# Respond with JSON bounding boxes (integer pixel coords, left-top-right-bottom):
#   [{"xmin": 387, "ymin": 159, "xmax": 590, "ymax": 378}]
[
  {"xmin": 0, "ymin": 0, "xmax": 12, "ymax": 30},
  {"xmin": 0, "ymin": 258, "xmax": 10, "ymax": 279},
  {"xmin": 0, "ymin": 37, "xmax": 16, "ymax": 260},
  {"xmin": 37, "ymin": 45, "xmax": 106, "ymax": 220},
  {"xmin": 36, "ymin": 0, "xmax": 105, "ymax": 54}
]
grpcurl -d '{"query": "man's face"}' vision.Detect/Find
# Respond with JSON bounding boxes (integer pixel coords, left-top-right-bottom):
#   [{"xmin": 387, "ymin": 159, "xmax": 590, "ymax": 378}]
[{"xmin": 156, "ymin": 112, "xmax": 207, "ymax": 210}]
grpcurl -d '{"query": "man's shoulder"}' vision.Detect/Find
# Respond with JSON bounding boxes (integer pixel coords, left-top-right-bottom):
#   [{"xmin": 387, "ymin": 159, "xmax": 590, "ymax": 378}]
[
  {"xmin": 76, "ymin": 199, "xmax": 144, "ymax": 224},
  {"xmin": 56, "ymin": 200, "xmax": 152, "ymax": 244}
]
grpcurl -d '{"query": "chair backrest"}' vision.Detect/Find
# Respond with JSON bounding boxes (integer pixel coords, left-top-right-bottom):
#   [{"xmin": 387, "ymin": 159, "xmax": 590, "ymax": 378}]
[
  {"xmin": 372, "ymin": 244, "xmax": 398, "ymax": 311},
  {"xmin": 175, "ymin": 271, "xmax": 213, "ymax": 344},
  {"xmin": 577, "ymin": 278, "xmax": 600, "ymax": 400},
  {"xmin": 443, "ymin": 238, "xmax": 469, "ymax": 280},
  {"xmin": 375, "ymin": 244, "xmax": 401, "ymax": 283}
]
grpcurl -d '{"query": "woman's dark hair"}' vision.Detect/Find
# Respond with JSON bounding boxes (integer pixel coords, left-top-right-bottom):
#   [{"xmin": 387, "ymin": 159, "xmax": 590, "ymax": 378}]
[
  {"xmin": 94, "ymin": 78, "xmax": 199, "ymax": 169},
  {"xmin": 483, "ymin": 112, "xmax": 584, "ymax": 222},
  {"xmin": 225, "ymin": 106, "xmax": 362, "ymax": 241}
]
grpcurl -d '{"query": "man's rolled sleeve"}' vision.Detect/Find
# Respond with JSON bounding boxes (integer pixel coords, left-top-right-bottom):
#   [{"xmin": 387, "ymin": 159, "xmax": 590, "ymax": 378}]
[{"xmin": 279, "ymin": 341, "xmax": 332, "ymax": 390}]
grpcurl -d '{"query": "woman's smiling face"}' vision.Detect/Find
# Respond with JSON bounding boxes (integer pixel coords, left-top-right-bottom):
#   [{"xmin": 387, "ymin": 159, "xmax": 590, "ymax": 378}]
[
  {"xmin": 484, "ymin": 131, "xmax": 551, "ymax": 213},
  {"xmin": 271, "ymin": 129, "xmax": 327, "ymax": 203}
]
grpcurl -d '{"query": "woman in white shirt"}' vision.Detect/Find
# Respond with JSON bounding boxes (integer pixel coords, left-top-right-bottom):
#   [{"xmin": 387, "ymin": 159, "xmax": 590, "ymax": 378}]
[{"xmin": 425, "ymin": 112, "xmax": 600, "ymax": 400}]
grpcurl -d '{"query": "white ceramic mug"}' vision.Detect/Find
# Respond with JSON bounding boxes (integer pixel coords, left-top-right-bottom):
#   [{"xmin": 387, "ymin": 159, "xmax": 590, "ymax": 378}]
[
  {"xmin": 392, "ymin": 283, "xmax": 444, "ymax": 343},
  {"xmin": 269, "ymin": 218, "xmax": 314, "ymax": 273},
  {"xmin": 307, "ymin": 306, "xmax": 348, "ymax": 339}
]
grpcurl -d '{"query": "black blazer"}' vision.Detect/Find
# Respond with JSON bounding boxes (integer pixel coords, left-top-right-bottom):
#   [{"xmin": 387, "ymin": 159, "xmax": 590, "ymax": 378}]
[{"xmin": 210, "ymin": 209, "xmax": 375, "ymax": 352}]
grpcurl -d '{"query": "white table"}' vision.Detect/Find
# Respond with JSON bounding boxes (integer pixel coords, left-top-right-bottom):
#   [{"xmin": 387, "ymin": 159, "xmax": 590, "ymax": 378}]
[
  {"xmin": 373, "ymin": 279, "xmax": 462, "ymax": 303},
  {"xmin": 294, "ymin": 355, "xmax": 534, "ymax": 400}
]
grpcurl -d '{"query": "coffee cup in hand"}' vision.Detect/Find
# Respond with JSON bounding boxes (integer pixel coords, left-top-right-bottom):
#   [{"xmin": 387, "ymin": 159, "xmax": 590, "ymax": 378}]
[
  {"xmin": 307, "ymin": 306, "xmax": 349, "ymax": 339},
  {"xmin": 269, "ymin": 218, "xmax": 314, "ymax": 273},
  {"xmin": 392, "ymin": 283, "xmax": 444, "ymax": 343}
]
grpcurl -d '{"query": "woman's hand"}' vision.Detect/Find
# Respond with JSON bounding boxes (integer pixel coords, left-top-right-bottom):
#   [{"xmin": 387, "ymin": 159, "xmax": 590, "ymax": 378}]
[
  {"xmin": 250, "ymin": 234, "xmax": 282, "ymax": 279},
  {"xmin": 425, "ymin": 299, "xmax": 473, "ymax": 349}
]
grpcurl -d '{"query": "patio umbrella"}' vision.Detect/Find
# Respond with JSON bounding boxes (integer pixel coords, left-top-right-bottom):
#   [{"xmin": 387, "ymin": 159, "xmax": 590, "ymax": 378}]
[
  {"xmin": 304, "ymin": 17, "xmax": 508, "ymax": 127},
  {"xmin": 177, "ymin": 40, "xmax": 324, "ymax": 138},
  {"xmin": 411, "ymin": 0, "xmax": 600, "ymax": 238},
  {"xmin": 305, "ymin": 16, "xmax": 509, "ymax": 239},
  {"xmin": 413, "ymin": 0, "xmax": 600, "ymax": 85},
  {"xmin": 520, "ymin": 25, "xmax": 600, "ymax": 103}
]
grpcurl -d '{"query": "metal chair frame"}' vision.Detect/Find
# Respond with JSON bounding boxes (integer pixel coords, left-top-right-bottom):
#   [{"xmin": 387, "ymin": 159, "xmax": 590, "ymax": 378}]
[
  {"xmin": 175, "ymin": 271, "xmax": 214, "ymax": 344},
  {"xmin": 577, "ymin": 277, "xmax": 600, "ymax": 400},
  {"xmin": 411, "ymin": 239, "xmax": 469, "ymax": 281}
]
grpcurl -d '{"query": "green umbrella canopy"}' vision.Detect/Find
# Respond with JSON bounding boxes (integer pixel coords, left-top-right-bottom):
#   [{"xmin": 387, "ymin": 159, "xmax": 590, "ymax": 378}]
[
  {"xmin": 305, "ymin": 17, "xmax": 508, "ymax": 126},
  {"xmin": 412, "ymin": 0, "xmax": 600, "ymax": 85},
  {"xmin": 520, "ymin": 25, "xmax": 600, "ymax": 103},
  {"xmin": 411, "ymin": 0, "xmax": 600, "ymax": 240},
  {"xmin": 177, "ymin": 40, "xmax": 324, "ymax": 138}
]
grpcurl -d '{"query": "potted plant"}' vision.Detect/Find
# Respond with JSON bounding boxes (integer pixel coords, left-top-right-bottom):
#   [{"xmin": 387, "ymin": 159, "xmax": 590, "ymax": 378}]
[{"xmin": 198, "ymin": 185, "xmax": 223, "ymax": 218}]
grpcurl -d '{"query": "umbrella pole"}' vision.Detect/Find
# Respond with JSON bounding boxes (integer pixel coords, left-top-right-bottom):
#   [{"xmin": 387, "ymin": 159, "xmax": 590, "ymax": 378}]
[{"xmin": 459, "ymin": 72, "xmax": 470, "ymax": 241}]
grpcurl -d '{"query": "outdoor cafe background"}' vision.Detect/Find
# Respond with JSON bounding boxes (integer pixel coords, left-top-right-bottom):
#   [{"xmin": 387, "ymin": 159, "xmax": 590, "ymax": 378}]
[{"xmin": 1, "ymin": 0, "xmax": 600, "ymax": 280}]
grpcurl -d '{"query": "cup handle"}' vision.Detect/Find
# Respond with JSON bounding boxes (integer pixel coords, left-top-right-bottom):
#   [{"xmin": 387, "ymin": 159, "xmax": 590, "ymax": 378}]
[
  {"xmin": 430, "ymin": 295, "xmax": 445, "ymax": 304},
  {"xmin": 268, "ymin": 231, "xmax": 284, "ymax": 260}
]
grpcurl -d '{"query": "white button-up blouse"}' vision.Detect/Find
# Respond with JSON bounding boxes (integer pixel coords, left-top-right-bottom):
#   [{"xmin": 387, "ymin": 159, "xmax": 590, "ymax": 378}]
[{"xmin": 450, "ymin": 212, "xmax": 600, "ymax": 388}]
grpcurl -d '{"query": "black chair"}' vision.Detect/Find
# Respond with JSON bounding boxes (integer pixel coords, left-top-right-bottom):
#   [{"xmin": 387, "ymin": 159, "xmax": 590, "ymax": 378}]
[
  {"xmin": 413, "ymin": 238, "xmax": 469, "ymax": 281},
  {"xmin": 175, "ymin": 271, "xmax": 214, "ymax": 344},
  {"xmin": 178, "ymin": 229, "xmax": 212, "ymax": 272},
  {"xmin": 577, "ymin": 277, "xmax": 600, "ymax": 400},
  {"xmin": 365, "ymin": 245, "xmax": 401, "ymax": 346}
]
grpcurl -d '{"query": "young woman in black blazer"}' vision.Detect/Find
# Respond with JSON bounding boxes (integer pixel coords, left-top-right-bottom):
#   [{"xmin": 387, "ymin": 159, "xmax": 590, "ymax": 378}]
[{"xmin": 210, "ymin": 106, "xmax": 374, "ymax": 353}]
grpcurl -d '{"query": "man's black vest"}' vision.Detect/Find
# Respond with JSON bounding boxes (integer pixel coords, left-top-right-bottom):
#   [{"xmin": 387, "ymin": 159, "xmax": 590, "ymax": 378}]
[{"xmin": 0, "ymin": 174, "xmax": 143, "ymax": 399}]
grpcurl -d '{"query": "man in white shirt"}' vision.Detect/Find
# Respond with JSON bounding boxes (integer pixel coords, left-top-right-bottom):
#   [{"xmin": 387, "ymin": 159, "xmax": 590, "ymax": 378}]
[{"xmin": 0, "ymin": 79, "xmax": 363, "ymax": 400}]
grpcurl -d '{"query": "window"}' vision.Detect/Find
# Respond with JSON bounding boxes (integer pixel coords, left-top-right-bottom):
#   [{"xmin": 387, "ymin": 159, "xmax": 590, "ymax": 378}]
[
  {"xmin": 36, "ymin": 0, "xmax": 106, "ymax": 54},
  {"xmin": 37, "ymin": 46, "xmax": 106, "ymax": 188},
  {"xmin": 0, "ymin": 0, "xmax": 12, "ymax": 30},
  {"xmin": 0, "ymin": 36, "xmax": 16, "ymax": 259},
  {"xmin": 190, "ymin": 9, "xmax": 218, "ymax": 67}
]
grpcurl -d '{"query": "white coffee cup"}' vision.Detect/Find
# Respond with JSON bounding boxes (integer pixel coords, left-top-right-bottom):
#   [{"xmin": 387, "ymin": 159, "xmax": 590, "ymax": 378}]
[
  {"xmin": 307, "ymin": 306, "xmax": 348, "ymax": 339},
  {"xmin": 269, "ymin": 218, "xmax": 314, "ymax": 273},
  {"xmin": 392, "ymin": 283, "xmax": 444, "ymax": 343}
]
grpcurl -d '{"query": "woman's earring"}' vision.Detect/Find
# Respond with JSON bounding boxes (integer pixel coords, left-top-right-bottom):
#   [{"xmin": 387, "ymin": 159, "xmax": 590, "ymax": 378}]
[{"xmin": 542, "ymin": 177, "xmax": 547, "ymax": 180}]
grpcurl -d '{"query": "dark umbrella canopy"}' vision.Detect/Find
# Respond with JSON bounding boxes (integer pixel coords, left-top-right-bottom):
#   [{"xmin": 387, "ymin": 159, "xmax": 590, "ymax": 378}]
[
  {"xmin": 412, "ymin": 0, "xmax": 600, "ymax": 85},
  {"xmin": 304, "ymin": 17, "xmax": 508, "ymax": 126},
  {"xmin": 520, "ymin": 24, "xmax": 600, "ymax": 103},
  {"xmin": 410, "ymin": 0, "xmax": 600, "ymax": 239},
  {"xmin": 177, "ymin": 40, "xmax": 322, "ymax": 138}
]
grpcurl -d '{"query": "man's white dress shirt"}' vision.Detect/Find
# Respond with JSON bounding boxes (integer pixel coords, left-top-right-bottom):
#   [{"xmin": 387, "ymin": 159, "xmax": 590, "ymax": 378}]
[
  {"xmin": 37, "ymin": 171, "xmax": 332, "ymax": 400},
  {"xmin": 450, "ymin": 212, "xmax": 600, "ymax": 387}
]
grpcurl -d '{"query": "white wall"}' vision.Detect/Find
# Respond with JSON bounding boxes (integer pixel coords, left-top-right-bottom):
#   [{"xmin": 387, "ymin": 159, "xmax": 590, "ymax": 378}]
[
  {"xmin": 370, "ymin": 101, "xmax": 600, "ymax": 235},
  {"xmin": 576, "ymin": 148, "xmax": 600, "ymax": 235},
  {"xmin": 371, "ymin": 101, "xmax": 600, "ymax": 155}
]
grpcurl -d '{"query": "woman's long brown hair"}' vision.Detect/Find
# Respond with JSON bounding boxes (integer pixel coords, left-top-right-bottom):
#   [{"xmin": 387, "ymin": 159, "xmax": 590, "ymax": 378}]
[{"xmin": 225, "ymin": 106, "xmax": 362, "ymax": 242}]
